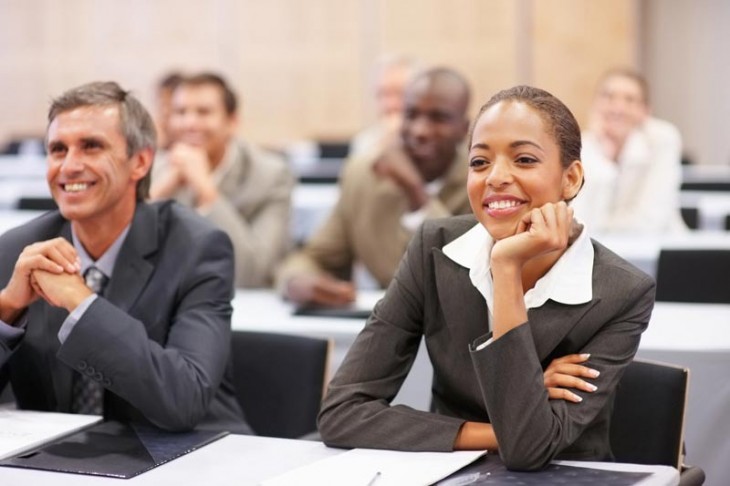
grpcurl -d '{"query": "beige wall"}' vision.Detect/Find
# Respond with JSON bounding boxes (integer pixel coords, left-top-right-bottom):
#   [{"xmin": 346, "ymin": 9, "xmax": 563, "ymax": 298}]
[
  {"xmin": 642, "ymin": 0, "xmax": 730, "ymax": 166},
  {"xmin": 0, "ymin": 0, "xmax": 636, "ymax": 148}
]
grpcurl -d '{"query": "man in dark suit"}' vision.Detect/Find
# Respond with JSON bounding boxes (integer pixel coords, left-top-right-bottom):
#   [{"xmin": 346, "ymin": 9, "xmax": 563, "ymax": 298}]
[{"xmin": 0, "ymin": 81, "xmax": 251, "ymax": 433}]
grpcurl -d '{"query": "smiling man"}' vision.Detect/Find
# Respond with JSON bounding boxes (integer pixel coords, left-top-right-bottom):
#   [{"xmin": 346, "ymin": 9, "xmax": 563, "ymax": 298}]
[
  {"xmin": 278, "ymin": 67, "xmax": 472, "ymax": 307},
  {"xmin": 572, "ymin": 68, "xmax": 685, "ymax": 233},
  {"xmin": 150, "ymin": 72, "xmax": 294, "ymax": 288},
  {"xmin": 0, "ymin": 81, "xmax": 251, "ymax": 434}
]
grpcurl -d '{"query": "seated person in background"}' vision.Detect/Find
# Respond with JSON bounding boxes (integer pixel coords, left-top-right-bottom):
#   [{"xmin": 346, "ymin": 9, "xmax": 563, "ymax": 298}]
[
  {"xmin": 572, "ymin": 68, "xmax": 686, "ymax": 233},
  {"xmin": 349, "ymin": 54, "xmax": 421, "ymax": 160},
  {"xmin": 151, "ymin": 72, "xmax": 295, "ymax": 288},
  {"xmin": 318, "ymin": 86, "xmax": 654, "ymax": 470},
  {"xmin": 0, "ymin": 81, "xmax": 251, "ymax": 433},
  {"xmin": 278, "ymin": 67, "xmax": 473, "ymax": 306},
  {"xmin": 154, "ymin": 71, "xmax": 184, "ymax": 151}
]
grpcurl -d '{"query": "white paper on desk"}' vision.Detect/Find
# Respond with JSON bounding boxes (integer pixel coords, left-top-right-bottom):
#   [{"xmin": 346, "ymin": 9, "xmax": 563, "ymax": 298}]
[
  {"xmin": 262, "ymin": 448, "xmax": 487, "ymax": 486},
  {"xmin": 0, "ymin": 409, "xmax": 102, "ymax": 460}
]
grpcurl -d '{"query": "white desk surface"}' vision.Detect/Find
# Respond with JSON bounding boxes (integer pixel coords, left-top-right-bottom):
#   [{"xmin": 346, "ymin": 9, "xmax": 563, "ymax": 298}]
[
  {"xmin": 642, "ymin": 302, "xmax": 730, "ymax": 351},
  {"xmin": 0, "ymin": 433, "xmax": 678, "ymax": 486},
  {"xmin": 232, "ymin": 290, "xmax": 729, "ymax": 354},
  {"xmin": 682, "ymin": 164, "xmax": 730, "ymax": 182},
  {"xmin": 597, "ymin": 231, "xmax": 730, "ymax": 260},
  {"xmin": 231, "ymin": 290, "xmax": 380, "ymax": 339}
]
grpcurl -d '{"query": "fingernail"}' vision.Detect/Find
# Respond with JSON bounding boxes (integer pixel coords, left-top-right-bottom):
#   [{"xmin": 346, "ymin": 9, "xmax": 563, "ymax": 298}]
[
  {"xmin": 590, "ymin": 369, "xmax": 600, "ymax": 378},
  {"xmin": 581, "ymin": 353, "xmax": 591, "ymax": 359},
  {"xmin": 587, "ymin": 384, "xmax": 597, "ymax": 392},
  {"xmin": 573, "ymin": 393, "xmax": 583, "ymax": 402}
]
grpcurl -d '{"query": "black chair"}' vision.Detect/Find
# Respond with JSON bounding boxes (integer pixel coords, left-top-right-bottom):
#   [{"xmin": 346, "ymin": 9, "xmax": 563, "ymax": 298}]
[
  {"xmin": 230, "ymin": 331, "xmax": 331, "ymax": 439},
  {"xmin": 655, "ymin": 249, "xmax": 730, "ymax": 303},
  {"xmin": 680, "ymin": 181, "xmax": 730, "ymax": 192},
  {"xmin": 16, "ymin": 197, "xmax": 58, "ymax": 211},
  {"xmin": 680, "ymin": 207, "xmax": 699, "ymax": 230},
  {"xmin": 610, "ymin": 359, "xmax": 705, "ymax": 485}
]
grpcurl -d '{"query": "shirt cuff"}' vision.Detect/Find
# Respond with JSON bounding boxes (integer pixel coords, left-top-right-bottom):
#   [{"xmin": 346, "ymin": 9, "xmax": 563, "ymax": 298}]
[
  {"xmin": 58, "ymin": 294, "xmax": 98, "ymax": 343},
  {"xmin": 470, "ymin": 331, "xmax": 494, "ymax": 352},
  {"xmin": 475, "ymin": 337, "xmax": 494, "ymax": 351}
]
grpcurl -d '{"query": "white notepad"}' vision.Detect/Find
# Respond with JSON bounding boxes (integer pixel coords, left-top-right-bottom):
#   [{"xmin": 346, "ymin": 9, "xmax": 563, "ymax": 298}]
[
  {"xmin": 0, "ymin": 409, "xmax": 102, "ymax": 460},
  {"xmin": 262, "ymin": 447, "xmax": 487, "ymax": 486}
]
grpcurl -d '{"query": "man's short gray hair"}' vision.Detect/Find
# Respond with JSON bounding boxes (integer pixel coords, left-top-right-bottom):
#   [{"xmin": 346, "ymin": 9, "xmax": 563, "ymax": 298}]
[{"xmin": 47, "ymin": 81, "xmax": 157, "ymax": 200}]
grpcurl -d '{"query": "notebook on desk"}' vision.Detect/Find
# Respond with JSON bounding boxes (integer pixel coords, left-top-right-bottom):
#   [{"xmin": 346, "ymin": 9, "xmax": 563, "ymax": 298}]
[
  {"xmin": 0, "ymin": 421, "xmax": 227, "ymax": 479},
  {"xmin": 0, "ymin": 410, "xmax": 102, "ymax": 460},
  {"xmin": 292, "ymin": 290, "xmax": 384, "ymax": 319}
]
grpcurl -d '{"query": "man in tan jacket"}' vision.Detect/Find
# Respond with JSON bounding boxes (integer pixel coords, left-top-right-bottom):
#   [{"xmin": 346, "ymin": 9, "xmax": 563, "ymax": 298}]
[
  {"xmin": 151, "ymin": 73, "xmax": 294, "ymax": 288},
  {"xmin": 278, "ymin": 67, "xmax": 471, "ymax": 306}
]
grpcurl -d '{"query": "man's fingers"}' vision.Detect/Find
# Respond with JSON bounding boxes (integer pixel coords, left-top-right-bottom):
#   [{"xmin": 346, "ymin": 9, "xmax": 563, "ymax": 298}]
[
  {"xmin": 312, "ymin": 279, "xmax": 356, "ymax": 306},
  {"xmin": 22, "ymin": 254, "xmax": 65, "ymax": 274},
  {"xmin": 22, "ymin": 238, "xmax": 79, "ymax": 274},
  {"xmin": 46, "ymin": 245, "xmax": 79, "ymax": 273}
]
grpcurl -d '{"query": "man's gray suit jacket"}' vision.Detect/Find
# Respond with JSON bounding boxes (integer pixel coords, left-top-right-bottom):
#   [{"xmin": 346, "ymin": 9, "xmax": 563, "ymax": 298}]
[
  {"xmin": 0, "ymin": 201, "xmax": 251, "ymax": 434},
  {"xmin": 319, "ymin": 215, "xmax": 655, "ymax": 470}
]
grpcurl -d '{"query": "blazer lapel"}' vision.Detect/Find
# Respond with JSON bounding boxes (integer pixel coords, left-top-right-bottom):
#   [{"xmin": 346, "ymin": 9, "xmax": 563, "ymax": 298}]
[
  {"xmin": 104, "ymin": 204, "xmax": 158, "ymax": 312},
  {"xmin": 527, "ymin": 298, "xmax": 600, "ymax": 361},
  {"xmin": 432, "ymin": 248, "xmax": 489, "ymax": 338}
]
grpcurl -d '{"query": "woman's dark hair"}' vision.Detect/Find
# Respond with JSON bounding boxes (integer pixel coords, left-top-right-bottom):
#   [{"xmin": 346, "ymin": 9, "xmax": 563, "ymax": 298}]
[
  {"xmin": 471, "ymin": 85, "xmax": 581, "ymax": 169},
  {"xmin": 470, "ymin": 85, "xmax": 584, "ymax": 198}
]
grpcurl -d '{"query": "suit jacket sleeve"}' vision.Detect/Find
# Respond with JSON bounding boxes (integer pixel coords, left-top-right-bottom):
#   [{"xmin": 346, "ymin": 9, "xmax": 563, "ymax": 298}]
[
  {"xmin": 56, "ymin": 227, "xmax": 235, "ymax": 432},
  {"xmin": 205, "ymin": 154, "xmax": 295, "ymax": 288},
  {"xmin": 470, "ymin": 271, "xmax": 655, "ymax": 470},
  {"xmin": 317, "ymin": 224, "xmax": 466, "ymax": 451},
  {"xmin": 276, "ymin": 162, "xmax": 361, "ymax": 288}
]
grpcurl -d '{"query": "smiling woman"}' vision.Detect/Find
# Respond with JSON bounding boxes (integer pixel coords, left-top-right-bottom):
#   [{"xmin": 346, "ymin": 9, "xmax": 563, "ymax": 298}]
[{"xmin": 318, "ymin": 85, "xmax": 655, "ymax": 471}]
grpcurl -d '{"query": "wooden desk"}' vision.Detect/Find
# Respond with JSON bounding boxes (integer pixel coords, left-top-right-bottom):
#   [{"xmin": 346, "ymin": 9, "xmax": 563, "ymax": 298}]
[{"xmin": 0, "ymin": 433, "xmax": 678, "ymax": 485}]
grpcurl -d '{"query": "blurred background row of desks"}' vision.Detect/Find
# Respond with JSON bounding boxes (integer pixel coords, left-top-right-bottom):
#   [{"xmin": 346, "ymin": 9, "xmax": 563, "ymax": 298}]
[{"xmin": 4, "ymin": 155, "xmax": 730, "ymax": 237}]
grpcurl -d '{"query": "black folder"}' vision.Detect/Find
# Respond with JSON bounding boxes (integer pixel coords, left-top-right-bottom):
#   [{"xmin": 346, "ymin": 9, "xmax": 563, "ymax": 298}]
[
  {"xmin": 436, "ymin": 455, "xmax": 651, "ymax": 485},
  {"xmin": 0, "ymin": 421, "xmax": 227, "ymax": 479},
  {"xmin": 293, "ymin": 305, "xmax": 372, "ymax": 319}
]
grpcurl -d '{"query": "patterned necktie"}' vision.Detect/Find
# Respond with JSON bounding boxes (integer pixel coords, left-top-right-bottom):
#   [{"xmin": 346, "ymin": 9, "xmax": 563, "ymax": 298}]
[{"xmin": 71, "ymin": 266, "xmax": 108, "ymax": 415}]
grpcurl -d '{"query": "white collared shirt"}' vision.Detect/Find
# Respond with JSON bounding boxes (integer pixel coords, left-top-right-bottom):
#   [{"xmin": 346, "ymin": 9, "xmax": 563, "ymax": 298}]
[{"xmin": 442, "ymin": 221, "xmax": 594, "ymax": 336}]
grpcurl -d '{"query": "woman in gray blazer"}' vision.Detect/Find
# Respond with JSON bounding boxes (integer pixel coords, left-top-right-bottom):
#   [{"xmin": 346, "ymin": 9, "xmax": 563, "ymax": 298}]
[{"xmin": 318, "ymin": 86, "xmax": 654, "ymax": 471}]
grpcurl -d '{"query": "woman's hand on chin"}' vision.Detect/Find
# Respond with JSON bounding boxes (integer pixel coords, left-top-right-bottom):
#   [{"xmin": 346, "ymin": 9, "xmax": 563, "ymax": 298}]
[{"xmin": 490, "ymin": 201, "xmax": 573, "ymax": 270}]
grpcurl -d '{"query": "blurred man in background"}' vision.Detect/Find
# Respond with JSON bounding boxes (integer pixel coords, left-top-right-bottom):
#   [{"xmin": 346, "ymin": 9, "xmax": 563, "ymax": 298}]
[
  {"xmin": 278, "ymin": 67, "xmax": 472, "ymax": 307},
  {"xmin": 151, "ymin": 72, "xmax": 295, "ymax": 288},
  {"xmin": 573, "ymin": 68, "xmax": 686, "ymax": 233}
]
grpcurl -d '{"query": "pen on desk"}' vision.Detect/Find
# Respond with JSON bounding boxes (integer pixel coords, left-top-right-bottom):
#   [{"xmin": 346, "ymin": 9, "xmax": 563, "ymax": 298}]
[{"xmin": 366, "ymin": 471, "xmax": 381, "ymax": 486}]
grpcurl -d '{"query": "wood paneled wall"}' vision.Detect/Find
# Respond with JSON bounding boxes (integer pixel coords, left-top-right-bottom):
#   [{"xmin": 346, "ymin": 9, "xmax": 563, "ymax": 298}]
[{"xmin": 0, "ymin": 0, "xmax": 636, "ymax": 148}]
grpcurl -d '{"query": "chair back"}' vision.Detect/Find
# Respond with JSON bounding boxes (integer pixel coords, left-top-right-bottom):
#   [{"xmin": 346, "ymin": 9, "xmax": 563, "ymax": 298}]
[
  {"xmin": 655, "ymin": 249, "xmax": 730, "ymax": 303},
  {"xmin": 230, "ymin": 331, "xmax": 331, "ymax": 439},
  {"xmin": 610, "ymin": 359, "xmax": 688, "ymax": 469}
]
